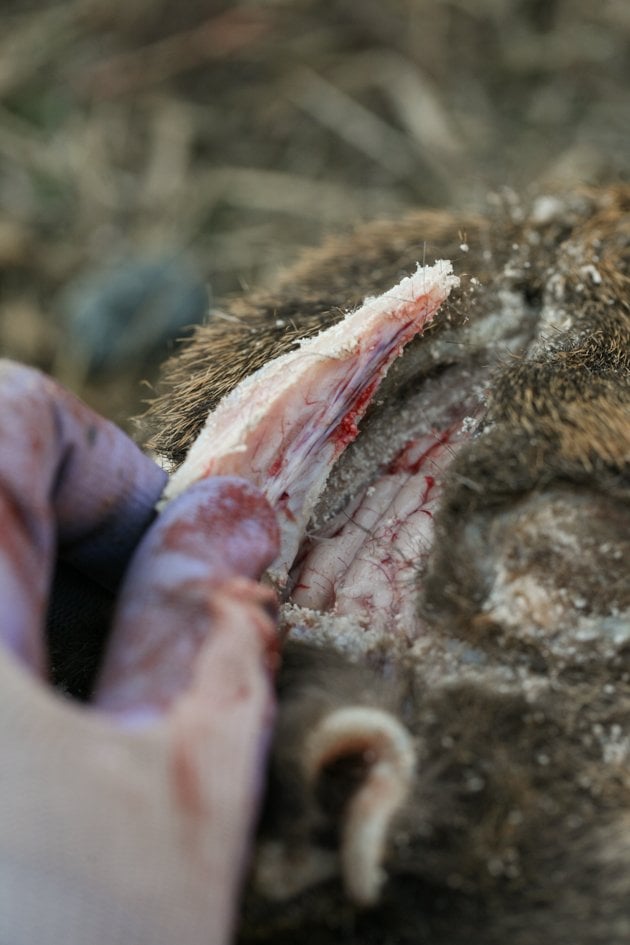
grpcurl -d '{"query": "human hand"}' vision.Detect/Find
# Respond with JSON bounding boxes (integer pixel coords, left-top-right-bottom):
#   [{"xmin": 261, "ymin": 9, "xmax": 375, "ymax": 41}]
[{"xmin": 0, "ymin": 361, "xmax": 280, "ymax": 945}]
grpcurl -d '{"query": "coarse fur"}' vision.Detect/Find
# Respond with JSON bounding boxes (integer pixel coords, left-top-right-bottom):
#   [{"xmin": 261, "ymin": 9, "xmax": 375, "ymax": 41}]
[{"xmin": 145, "ymin": 185, "xmax": 630, "ymax": 944}]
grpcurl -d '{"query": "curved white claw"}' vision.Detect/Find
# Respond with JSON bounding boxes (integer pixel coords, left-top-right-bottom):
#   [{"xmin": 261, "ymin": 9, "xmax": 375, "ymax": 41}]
[{"xmin": 304, "ymin": 706, "xmax": 416, "ymax": 906}]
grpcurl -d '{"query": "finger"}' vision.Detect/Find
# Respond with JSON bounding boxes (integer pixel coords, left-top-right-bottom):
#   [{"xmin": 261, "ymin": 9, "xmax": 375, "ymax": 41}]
[
  {"xmin": 0, "ymin": 361, "xmax": 166, "ymax": 674},
  {"xmin": 165, "ymin": 583, "xmax": 279, "ymax": 943},
  {"xmin": 0, "ymin": 592, "xmax": 276, "ymax": 945},
  {"xmin": 93, "ymin": 476, "xmax": 280, "ymax": 720}
]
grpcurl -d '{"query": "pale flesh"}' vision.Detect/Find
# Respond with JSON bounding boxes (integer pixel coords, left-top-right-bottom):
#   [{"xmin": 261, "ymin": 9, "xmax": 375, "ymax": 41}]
[{"xmin": 163, "ymin": 261, "xmax": 459, "ymax": 585}]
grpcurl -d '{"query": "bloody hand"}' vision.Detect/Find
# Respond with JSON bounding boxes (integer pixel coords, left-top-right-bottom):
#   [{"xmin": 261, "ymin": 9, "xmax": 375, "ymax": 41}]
[{"xmin": 0, "ymin": 360, "xmax": 279, "ymax": 945}]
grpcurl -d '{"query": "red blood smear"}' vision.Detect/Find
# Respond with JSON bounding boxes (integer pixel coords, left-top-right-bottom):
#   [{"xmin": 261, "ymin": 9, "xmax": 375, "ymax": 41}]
[
  {"xmin": 386, "ymin": 428, "xmax": 454, "ymax": 476},
  {"xmin": 267, "ymin": 455, "xmax": 283, "ymax": 477},
  {"xmin": 160, "ymin": 480, "xmax": 278, "ymax": 562},
  {"xmin": 277, "ymin": 492, "xmax": 296, "ymax": 522},
  {"xmin": 422, "ymin": 475, "xmax": 435, "ymax": 505},
  {"xmin": 330, "ymin": 378, "xmax": 379, "ymax": 453}
]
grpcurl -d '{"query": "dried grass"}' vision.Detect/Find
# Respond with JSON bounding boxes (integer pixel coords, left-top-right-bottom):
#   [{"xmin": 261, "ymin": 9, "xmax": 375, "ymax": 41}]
[{"xmin": 0, "ymin": 0, "xmax": 628, "ymax": 425}]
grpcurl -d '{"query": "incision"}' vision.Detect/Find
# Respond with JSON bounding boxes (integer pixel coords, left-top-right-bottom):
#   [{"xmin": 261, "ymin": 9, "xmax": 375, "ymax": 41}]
[
  {"xmin": 161, "ymin": 256, "xmax": 531, "ymax": 653},
  {"xmin": 162, "ymin": 262, "xmax": 465, "ymax": 631}
]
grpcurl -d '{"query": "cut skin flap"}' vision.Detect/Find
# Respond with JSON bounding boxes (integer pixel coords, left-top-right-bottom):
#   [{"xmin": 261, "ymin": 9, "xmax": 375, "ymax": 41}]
[{"xmin": 162, "ymin": 260, "xmax": 459, "ymax": 584}]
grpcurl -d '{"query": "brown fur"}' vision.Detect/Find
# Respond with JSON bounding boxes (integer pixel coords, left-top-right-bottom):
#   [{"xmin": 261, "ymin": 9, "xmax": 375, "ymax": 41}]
[{"xmin": 145, "ymin": 185, "xmax": 630, "ymax": 944}]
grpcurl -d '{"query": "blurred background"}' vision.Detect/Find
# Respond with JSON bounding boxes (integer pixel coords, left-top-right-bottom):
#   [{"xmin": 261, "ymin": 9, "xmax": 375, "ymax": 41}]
[{"xmin": 0, "ymin": 0, "xmax": 628, "ymax": 428}]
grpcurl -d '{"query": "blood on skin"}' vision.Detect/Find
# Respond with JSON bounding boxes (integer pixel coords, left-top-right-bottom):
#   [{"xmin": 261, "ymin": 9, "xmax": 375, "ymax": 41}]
[
  {"xmin": 288, "ymin": 423, "xmax": 468, "ymax": 635},
  {"xmin": 0, "ymin": 495, "xmax": 49, "ymax": 673},
  {"xmin": 330, "ymin": 379, "xmax": 380, "ymax": 453},
  {"xmin": 171, "ymin": 731, "xmax": 205, "ymax": 820},
  {"xmin": 386, "ymin": 427, "xmax": 456, "ymax": 477},
  {"xmin": 159, "ymin": 480, "xmax": 279, "ymax": 563},
  {"xmin": 267, "ymin": 456, "xmax": 283, "ymax": 477},
  {"xmin": 92, "ymin": 481, "xmax": 280, "ymax": 719},
  {"xmin": 277, "ymin": 492, "xmax": 296, "ymax": 522}
]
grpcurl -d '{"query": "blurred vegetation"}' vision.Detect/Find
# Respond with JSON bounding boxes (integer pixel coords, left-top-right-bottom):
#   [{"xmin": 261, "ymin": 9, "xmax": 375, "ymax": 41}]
[{"xmin": 0, "ymin": 0, "xmax": 628, "ymax": 427}]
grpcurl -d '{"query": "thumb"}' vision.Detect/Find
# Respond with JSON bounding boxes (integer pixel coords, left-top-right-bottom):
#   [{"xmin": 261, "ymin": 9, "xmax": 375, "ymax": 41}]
[{"xmin": 93, "ymin": 476, "xmax": 279, "ymax": 722}]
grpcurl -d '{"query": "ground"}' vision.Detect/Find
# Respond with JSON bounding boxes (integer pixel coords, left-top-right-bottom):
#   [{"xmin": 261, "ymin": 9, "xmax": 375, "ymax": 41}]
[{"xmin": 0, "ymin": 0, "xmax": 628, "ymax": 427}]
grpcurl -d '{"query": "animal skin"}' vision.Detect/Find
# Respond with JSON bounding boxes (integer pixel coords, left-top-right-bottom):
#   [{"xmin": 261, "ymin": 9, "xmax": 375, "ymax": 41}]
[{"xmin": 145, "ymin": 185, "xmax": 630, "ymax": 945}]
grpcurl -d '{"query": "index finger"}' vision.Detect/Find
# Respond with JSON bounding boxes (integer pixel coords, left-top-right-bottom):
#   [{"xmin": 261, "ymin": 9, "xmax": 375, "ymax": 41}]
[{"xmin": 0, "ymin": 360, "xmax": 166, "ymax": 675}]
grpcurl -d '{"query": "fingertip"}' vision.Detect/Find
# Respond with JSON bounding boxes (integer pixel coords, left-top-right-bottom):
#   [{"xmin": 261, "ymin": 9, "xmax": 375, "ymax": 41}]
[
  {"xmin": 93, "ymin": 478, "xmax": 280, "ymax": 721},
  {"xmin": 153, "ymin": 476, "xmax": 280, "ymax": 580},
  {"xmin": 95, "ymin": 577, "xmax": 279, "ymax": 726}
]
